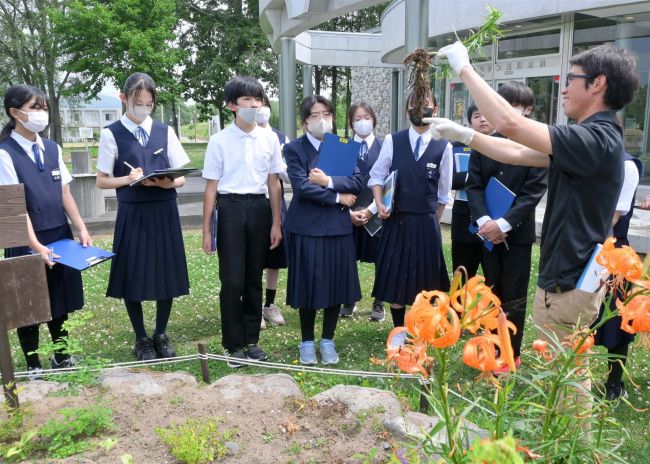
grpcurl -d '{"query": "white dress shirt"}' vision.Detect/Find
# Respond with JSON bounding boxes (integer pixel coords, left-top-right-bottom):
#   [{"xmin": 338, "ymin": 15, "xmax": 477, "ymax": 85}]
[
  {"xmin": 616, "ymin": 159, "xmax": 641, "ymax": 214},
  {"xmin": 261, "ymin": 125, "xmax": 289, "ymax": 183},
  {"xmin": 368, "ymin": 126, "xmax": 452, "ymax": 204},
  {"xmin": 0, "ymin": 131, "xmax": 72, "ymax": 186},
  {"xmin": 203, "ymin": 122, "xmax": 284, "ymax": 195},
  {"xmin": 97, "ymin": 114, "xmax": 190, "ymax": 174}
]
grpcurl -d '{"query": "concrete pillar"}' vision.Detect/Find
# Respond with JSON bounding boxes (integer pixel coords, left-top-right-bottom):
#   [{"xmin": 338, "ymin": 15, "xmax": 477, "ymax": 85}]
[
  {"xmin": 70, "ymin": 174, "xmax": 105, "ymax": 219},
  {"xmin": 71, "ymin": 150, "xmax": 92, "ymax": 174},
  {"xmin": 303, "ymin": 65, "xmax": 313, "ymax": 98},
  {"xmin": 401, "ymin": 0, "xmax": 429, "ymax": 129},
  {"xmin": 280, "ymin": 37, "xmax": 297, "ymax": 140},
  {"xmin": 405, "ymin": 0, "xmax": 429, "ymax": 54}
]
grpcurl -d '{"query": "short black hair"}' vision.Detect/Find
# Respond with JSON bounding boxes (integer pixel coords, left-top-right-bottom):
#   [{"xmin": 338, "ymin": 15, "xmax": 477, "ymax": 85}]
[
  {"xmin": 347, "ymin": 102, "xmax": 377, "ymax": 130},
  {"xmin": 1, "ymin": 84, "xmax": 48, "ymax": 141},
  {"xmin": 570, "ymin": 44, "xmax": 639, "ymax": 110},
  {"xmin": 466, "ymin": 103, "xmax": 479, "ymax": 124},
  {"xmin": 123, "ymin": 72, "xmax": 157, "ymax": 104},
  {"xmin": 299, "ymin": 95, "xmax": 334, "ymax": 124},
  {"xmin": 224, "ymin": 76, "xmax": 265, "ymax": 105},
  {"xmin": 262, "ymin": 93, "xmax": 271, "ymax": 108},
  {"xmin": 497, "ymin": 81, "xmax": 534, "ymax": 108}
]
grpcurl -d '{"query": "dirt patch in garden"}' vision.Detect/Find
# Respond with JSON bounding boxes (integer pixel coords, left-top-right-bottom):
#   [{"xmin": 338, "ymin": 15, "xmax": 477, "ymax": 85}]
[{"xmin": 5, "ymin": 371, "xmax": 402, "ymax": 463}]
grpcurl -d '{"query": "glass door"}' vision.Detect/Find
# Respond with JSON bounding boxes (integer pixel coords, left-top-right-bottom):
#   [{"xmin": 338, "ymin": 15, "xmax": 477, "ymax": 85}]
[{"xmin": 526, "ymin": 76, "xmax": 559, "ymax": 125}]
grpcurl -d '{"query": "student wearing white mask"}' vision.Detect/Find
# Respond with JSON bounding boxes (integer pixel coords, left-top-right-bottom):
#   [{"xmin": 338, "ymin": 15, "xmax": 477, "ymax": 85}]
[
  {"xmin": 339, "ymin": 102, "xmax": 386, "ymax": 322},
  {"xmin": 201, "ymin": 76, "xmax": 284, "ymax": 368},
  {"xmin": 96, "ymin": 72, "xmax": 191, "ymax": 362},
  {"xmin": 0, "ymin": 84, "xmax": 90, "ymax": 379},
  {"xmin": 284, "ymin": 95, "xmax": 363, "ymax": 365},
  {"xmin": 257, "ymin": 94, "xmax": 290, "ymax": 329}
]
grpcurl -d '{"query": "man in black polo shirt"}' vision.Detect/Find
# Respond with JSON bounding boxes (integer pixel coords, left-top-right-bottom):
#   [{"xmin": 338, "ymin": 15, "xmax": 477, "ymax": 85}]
[{"xmin": 428, "ymin": 42, "xmax": 639, "ymax": 347}]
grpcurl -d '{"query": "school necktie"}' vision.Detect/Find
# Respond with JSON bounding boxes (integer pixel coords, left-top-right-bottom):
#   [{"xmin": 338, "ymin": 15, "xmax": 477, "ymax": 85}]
[
  {"xmin": 135, "ymin": 126, "xmax": 149, "ymax": 147},
  {"xmin": 359, "ymin": 140, "xmax": 368, "ymax": 162},
  {"xmin": 413, "ymin": 136, "xmax": 422, "ymax": 161},
  {"xmin": 32, "ymin": 143, "xmax": 44, "ymax": 171}
]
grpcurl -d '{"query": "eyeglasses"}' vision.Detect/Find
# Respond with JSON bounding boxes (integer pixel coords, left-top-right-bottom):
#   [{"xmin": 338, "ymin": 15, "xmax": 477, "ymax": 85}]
[
  {"xmin": 565, "ymin": 73, "xmax": 596, "ymax": 87},
  {"xmin": 307, "ymin": 111, "xmax": 332, "ymax": 122}
]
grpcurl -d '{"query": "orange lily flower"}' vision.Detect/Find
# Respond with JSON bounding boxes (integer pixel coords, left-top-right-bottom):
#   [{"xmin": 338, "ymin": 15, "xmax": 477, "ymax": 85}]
[
  {"xmin": 451, "ymin": 276, "xmax": 502, "ymax": 333},
  {"xmin": 596, "ymin": 237, "xmax": 643, "ymax": 283},
  {"xmin": 405, "ymin": 291, "xmax": 461, "ymax": 348},
  {"xmin": 532, "ymin": 339, "xmax": 553, "ymax": 361},
  {"xmin": 494, "ymin": 309, "xmax": 517, "ymax": 372},
  {"xmin": 617, "ymin": 294, "xmax": 650, "ymax": 334},
  {"xmin": 385, "ymin": 327, "xmax": 431, "ymax": 377},
  {"xmin": 463, "ymin": 335, "xmax": 500, "ymax": 372}
]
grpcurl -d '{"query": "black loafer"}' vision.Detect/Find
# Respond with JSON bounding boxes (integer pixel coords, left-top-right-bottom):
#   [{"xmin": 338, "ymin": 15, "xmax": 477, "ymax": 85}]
[
  {"xmin": 134, "ymin": 337, "xmax": 157, "ymax": 361},
  {"xmin": 152, "ymin": 333, "xmax": 177, "ymax": 358}
]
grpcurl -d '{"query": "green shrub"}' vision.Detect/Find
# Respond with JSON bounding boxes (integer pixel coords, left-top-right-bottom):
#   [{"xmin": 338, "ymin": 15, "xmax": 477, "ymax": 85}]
[{"xmin": 156, "ymin": 417, "xmax": 237, "ymax": 464}]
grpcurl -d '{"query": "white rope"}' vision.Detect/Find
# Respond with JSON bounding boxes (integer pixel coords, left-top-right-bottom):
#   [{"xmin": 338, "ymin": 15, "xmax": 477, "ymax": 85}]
[{"xmin": 3, "ymin": 351, "xmax": 497, "ymax": 416}]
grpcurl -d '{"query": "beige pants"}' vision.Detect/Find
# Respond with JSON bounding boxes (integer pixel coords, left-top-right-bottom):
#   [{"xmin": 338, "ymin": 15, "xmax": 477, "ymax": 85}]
[{"xmin": 533, "ymin": 286, "xmax": 605, "ymax": 431}]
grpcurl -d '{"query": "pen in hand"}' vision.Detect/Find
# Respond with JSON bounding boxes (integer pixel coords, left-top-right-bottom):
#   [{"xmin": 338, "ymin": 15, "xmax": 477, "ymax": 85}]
[{"xmin": 123, "ymin": 161, "xmax": 137, "ymax": 170}]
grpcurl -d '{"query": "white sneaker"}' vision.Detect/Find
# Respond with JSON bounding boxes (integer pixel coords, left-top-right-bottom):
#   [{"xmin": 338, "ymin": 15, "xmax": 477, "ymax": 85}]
[
  {"xmin": 260, "ymin": 317, "xmax": 267, "ymax": 330},
  {"xmin": 388, "ymin": 330, "xmax": 409, "ymax": 349},
  {"xmin": 262, "ymin": 304, "xmax": 285, "ymax": 326}
]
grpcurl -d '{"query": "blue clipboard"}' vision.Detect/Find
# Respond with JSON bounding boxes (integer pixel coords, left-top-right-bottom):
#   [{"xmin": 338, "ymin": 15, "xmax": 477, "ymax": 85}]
[
  {"xmin": 468, "ymin": 177, "xmax": 516, "ymax": 251},
  {"xmin": 453, "ymin": 146, "xmax": 471, "ymax": 201},
  {"xmin": 44, "ymin": 239, "xmax": 114, "ymax": 271},
  {"xmin": 315, "ymin": 133, "xmax": 361, "ymax": 176}
]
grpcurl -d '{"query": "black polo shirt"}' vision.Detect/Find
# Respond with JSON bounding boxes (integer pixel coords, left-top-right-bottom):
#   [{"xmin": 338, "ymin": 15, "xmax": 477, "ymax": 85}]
[{"xmin": 538, "ymin": 110, "xmax": 624, "ymax": 292}]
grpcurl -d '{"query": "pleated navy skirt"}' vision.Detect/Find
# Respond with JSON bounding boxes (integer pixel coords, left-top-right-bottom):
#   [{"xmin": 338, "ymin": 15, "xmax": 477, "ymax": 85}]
[
  {"xmin": 594, "ymin": 286, "xmax": 635, "ymax": 349},
  {"xmin": 107, "ymin": 199, "xmax": 190, "ymax": 301},
  {"xmin": 353, "ymin": 225, "xmax": 381, "ymax": 263},
  {"xmin": 285, "ymin": 232, "xmax": 361, "ymax": 310},
  {"xmin": 372, "ymin": 211, "xmax": 450, "ymax": 306},
  {"xmin": 4, "ymin": 223, "xmax": 84, "ymax": 319}
]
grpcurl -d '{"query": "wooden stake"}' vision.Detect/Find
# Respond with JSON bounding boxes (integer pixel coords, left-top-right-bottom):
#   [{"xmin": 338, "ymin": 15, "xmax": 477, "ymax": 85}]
[{"xmin": 197, "ymin": 342, "xmax": 210, "ymax": 384}]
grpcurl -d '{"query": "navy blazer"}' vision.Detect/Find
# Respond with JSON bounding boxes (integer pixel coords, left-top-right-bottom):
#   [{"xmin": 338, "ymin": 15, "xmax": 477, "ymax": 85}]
[{"xmin": 284, "ymin": 134, "xmax": 363, "ymax": 237}]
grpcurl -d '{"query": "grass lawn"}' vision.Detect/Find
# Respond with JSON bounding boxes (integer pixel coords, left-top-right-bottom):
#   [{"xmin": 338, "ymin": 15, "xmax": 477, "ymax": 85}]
[{"xmin": 7, "ymin": 227, "xmax": 650, "ymax": 462}]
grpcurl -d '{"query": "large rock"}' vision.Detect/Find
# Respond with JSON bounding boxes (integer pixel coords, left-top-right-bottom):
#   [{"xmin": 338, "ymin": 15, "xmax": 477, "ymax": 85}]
[
  {"xmin": 100, "ymin": 369, "xmax": 197, "ymax": 396},
  {"xmin": 383, "ymin": 410, "xmax": 487, "ymax": 445},
  {"xmin": 2, "ymin": 380, "xmax": 67, "ymax": 404},
  {"xmin": 312, "ymin": 385, "xmax": 402, "ymax": 416},
  {"xmin": 208, "ymin": 373, "xmax": 303, "ymax": 402}
]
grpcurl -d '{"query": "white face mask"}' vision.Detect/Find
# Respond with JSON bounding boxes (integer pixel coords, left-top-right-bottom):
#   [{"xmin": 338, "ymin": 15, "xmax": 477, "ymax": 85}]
[
  {"xmin": 353, "ymin": 119, "xmax": 373, "ymax": 137},
  {"xmin": 256, "ymin": 107, "xmax": 271, "ymax": 125},
  {"xmin": 129, "ymin": 104, "xmax": 152, "ymax": 122},
  {"xmin": 17, "ymin": 109, "xmax": 49, "ymax": 133},
  {"xmin": 238, "ymin": 107, "xmax": 258, "ymax": 125},
  {"xmin": 307, "ymin": 118, "xmax": 333, "ymax": 139}
]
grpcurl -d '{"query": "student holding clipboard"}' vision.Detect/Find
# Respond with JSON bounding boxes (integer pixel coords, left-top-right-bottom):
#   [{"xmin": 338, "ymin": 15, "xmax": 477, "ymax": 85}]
[
  {"xmin": 284, "ymin": 95, "xmax": 363, "ymax": 365},
  {"xmin": 0, "ymin": 85, "xmax": 91, "ymax": 377},
  {"xmin": 96, "ymin": 72, "xmax": 190, "ymax": 361},
  {"xmin": 368, "ymin": 92, "xmax": 452, "ymax": 341}
]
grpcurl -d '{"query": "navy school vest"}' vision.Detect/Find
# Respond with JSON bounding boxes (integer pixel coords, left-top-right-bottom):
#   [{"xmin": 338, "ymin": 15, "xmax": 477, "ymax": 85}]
[
  {"xmin": 0, "ymin": 136, "xmax": 66, "ymax": 231},
  {"xmin": 613, "ymin": 153, "xmax": 643, "ymax": 245},
  {"xmin": 390, "ymin": 130, "xmax": 447, "ymax": 214},
  {"xmin": 356, "ymin": 137, "xmax": 383, "ymax": 178},
  {"xmin": 108, "ymin": 120, "xmax": 176, "ymax": 203},
  {"xmin": 271, "ymin": 127, "xmax": 287, "ymax": 146}
]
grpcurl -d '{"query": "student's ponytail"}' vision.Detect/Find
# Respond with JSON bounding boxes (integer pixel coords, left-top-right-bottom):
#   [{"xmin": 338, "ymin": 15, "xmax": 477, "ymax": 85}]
[{"xmin": 1, "ymin": 84, "xmax": 48, "ymax": 141}]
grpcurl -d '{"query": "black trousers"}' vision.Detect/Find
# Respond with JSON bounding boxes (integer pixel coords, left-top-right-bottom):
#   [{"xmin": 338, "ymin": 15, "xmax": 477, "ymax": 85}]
[
  {"xmin": 451, "ymin": 240, "xmax": 483, "ymax": 278},
  {"xmin": 482, "ymin": 243, "xmax": 532, "ymax": 358},
  {"xmin": 217, "ymin": 195, "xmax": 272, "ymax": 351}
]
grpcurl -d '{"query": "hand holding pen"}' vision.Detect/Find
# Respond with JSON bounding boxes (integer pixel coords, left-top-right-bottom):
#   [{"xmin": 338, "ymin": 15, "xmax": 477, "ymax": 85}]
[{"xmin": 123, "ymin": 161, "xmax": 143, "ymax": 183}]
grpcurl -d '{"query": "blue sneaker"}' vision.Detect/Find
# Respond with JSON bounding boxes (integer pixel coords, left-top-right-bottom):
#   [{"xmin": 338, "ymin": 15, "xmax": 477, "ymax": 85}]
[
  {"xmin": 299, "ymin": 341, "xmax": 317, "ymax": 365},
  {"xmin": 319, "ymin": 339, "xmax": 339, "ymax": 365}
]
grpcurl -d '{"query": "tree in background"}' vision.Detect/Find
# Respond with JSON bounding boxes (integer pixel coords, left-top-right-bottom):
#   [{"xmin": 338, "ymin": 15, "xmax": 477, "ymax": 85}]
[
  {"xmin": 179, "ymin": 0, "xmax": 278, "ymax": 129},
  {"xmin": 313, "ymin": 3, "xmax": 387, "ymax": 136},
  {"xmin": 52, "ymin": 0, "xmax": 185, "ymax": 133},
  {"xmin": 0, "ymin": 0, "xmax": 73, "ymax": 144}
]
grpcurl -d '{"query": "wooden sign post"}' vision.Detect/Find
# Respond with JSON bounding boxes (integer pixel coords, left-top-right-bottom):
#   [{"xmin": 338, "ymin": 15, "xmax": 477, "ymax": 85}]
[{"xmin": 0, "ymin": 185, "xmax": 51, "ymax": 408}]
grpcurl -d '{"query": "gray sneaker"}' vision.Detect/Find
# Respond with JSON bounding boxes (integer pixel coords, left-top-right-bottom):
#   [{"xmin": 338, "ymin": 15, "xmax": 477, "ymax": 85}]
[
  {"xmin": 369, "ymin": 300, "xmax": 385, "ymax": 322},
  {"xmin": 339, "ymin": 304, "xmax": 356, "ymax": 318},
  {"xmin": 299, "ymin": 341, "xmax": 317, "ymax": 365},
  {"xmin": 320, "ymin": 339, "xmax": 339, "ymax": 365},
  {"xmin": 262, "ymin": 304, "xmax": 285, "ymax": 326}
]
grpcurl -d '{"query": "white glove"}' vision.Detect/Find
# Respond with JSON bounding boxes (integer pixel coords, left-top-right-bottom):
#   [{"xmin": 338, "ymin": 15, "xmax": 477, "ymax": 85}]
[
  {"xmin": 426, "ymin": 117, "xmax": 475, "ymax": 145},
  {"xmin": 437, "ymin": 41, "xmax": 471, "ymax": 75}
]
